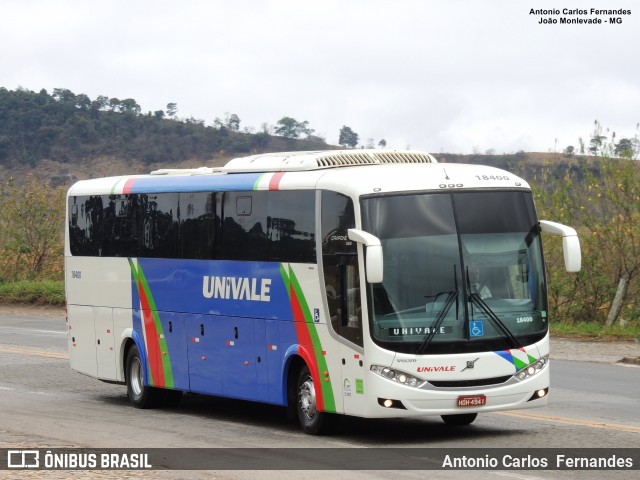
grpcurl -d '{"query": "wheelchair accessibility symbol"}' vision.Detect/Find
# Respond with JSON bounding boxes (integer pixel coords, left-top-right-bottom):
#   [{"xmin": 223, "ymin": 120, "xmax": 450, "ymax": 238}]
[{"xmin": 470, "ymin": 321, "xmax": 484, "ymax": 337}]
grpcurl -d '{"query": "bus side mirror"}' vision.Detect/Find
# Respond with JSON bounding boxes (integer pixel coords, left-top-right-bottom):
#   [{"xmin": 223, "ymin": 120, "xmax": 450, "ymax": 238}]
[
  {"xmin": 539, "ymin": 220, "xmax": 582, "ymax": 272},
  {"xmin": 347, "ymin": 228, "xmax": 383, "ymax": 283}
]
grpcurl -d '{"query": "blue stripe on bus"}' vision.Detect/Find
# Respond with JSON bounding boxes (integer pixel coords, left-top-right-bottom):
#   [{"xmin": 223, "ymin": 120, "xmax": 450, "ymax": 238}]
[{"xmin": 127, "ymin": 173, "xmax": 263, "ymax": 193}]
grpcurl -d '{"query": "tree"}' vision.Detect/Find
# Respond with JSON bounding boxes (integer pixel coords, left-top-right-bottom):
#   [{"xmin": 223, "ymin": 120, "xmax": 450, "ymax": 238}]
[
  {"xmin": 563, "ymin": 146, "xmax": 575, "ymax": 157},
  {"xmin": 338, "ymin": 126, "xmax": 358, "ymax": 148},
  {"xmin": 378, "ymin": 139, "xmax": 387, "ymax": 148},
  {"xmin": 226, "ymin": 113, "xmax": 241, "ymax": 132},
  {"xmin": 0, "ymin": 176, "xmax": 66, "ymax": 281},
  {"xmin": 582, "ymin": 158, "xmax": 640, "ymax": 326},
  {"xmin": 52, "ymin": 88, "xmax": 76, "ymax": 103},
  {"xmin": 166, "ymin": 103, "xmax": 178, "ymax": 118},
  {"xmin": 588, "ymin": 120, "xmax": 607, "ymax": 156},
  {"xmin": 578, "ymin": 137, "xmax": 585, "ymax": 155},
  {"xmin": 91, "ymin": 95, "xmax": 109, "ymax": 111},
  {"xmin": 212, "ymin": 117, "xmax": 225, "ymax": 129},
  {"xmin": 274, "ymin": 117, "xmax": 313, "ymax": 139},
  {"xmin": 120, "ymin": 98, "xmax": 141, "ymax": 115},
  {"xmin": 108, "ymin": 98, "xmax": 121, "ymax": 112},
  {"xmin": 75, "ymin": 94, "xmax": 91, "ymax": 110},
  {"xmin": 614, "ymin": 138, "xmax": 635, "ymax": 159}
]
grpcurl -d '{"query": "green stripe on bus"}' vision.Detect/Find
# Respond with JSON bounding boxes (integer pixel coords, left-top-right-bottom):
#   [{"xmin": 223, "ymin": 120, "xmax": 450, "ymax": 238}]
[
  {"xmin": 288, "ymin": 265, "xmax": 336, "ymax": 413},
  {"xmin": 129, "ymin": 259, "xmax": 175, "ymax": 389},
  {"xmin": 253, "ymin": 174, "xmax": 265, "ymax": 190},
  {"xmin": 110, "ymin": 178, "xmax": 125, "ymax": 194}
]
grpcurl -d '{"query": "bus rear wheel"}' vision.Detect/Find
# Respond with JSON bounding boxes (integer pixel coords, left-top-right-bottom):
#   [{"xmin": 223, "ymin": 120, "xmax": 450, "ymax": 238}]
[
  {"xmin": 125, "ymin": 344, "xmax": 162, "ymax": 408},
  {"xmin": 296, "ymin": 365, "xmax": 333, "ymax": 435},
  {"xmin": 441, "ymin": 413, "xmax": 478, "ymax": 426}
]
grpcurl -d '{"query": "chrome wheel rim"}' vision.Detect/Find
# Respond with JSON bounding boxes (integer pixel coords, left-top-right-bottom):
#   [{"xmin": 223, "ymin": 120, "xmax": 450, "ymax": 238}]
[
  {"xmin": 299, "ymin": 375, "xmax": 317, "ymax": 420},
  {"xmin": 130, "ymin": 356, "xmax": 143, "ymax": 397}
]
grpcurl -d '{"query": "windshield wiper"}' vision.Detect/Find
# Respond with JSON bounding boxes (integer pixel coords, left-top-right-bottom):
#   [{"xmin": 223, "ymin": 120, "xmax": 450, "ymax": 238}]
[
  {"xmin": 416, "ymin": 290, "xmax": 458, "ymax": 354},
  {"xmin": 468, "ymin": 293, "xmax": 521, "ymax": 349}
]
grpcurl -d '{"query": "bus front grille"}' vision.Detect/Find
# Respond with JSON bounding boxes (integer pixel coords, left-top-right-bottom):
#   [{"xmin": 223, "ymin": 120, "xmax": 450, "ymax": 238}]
[{"xmin": 427, "ymin": 375, "xmax": 512, "ymax": 388}]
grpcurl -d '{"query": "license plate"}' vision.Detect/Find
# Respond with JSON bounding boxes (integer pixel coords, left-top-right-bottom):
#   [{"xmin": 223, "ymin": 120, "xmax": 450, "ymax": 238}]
[{"xmin": 457, "ymin": 395, "xmax": 486, "ymax": 407}]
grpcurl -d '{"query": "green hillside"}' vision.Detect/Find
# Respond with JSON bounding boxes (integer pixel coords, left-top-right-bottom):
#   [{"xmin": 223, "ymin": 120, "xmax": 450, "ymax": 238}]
[
  {"xmin": 0, "ymin": 87, "xmax": 331, "ymax": 183},
  {"xmin": 0, "ymin": 87, "xmax": 591, "ymax": 185}
]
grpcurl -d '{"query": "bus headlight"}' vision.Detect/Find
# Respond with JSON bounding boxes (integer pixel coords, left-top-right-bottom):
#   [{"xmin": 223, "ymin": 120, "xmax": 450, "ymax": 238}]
[
  {"xmin": 370, "ymin": 365, "xmax": 424, "ymax": 388},
  {"xmin": 514, "ymin": 355, "xmax": 548, "ymax": 381}
]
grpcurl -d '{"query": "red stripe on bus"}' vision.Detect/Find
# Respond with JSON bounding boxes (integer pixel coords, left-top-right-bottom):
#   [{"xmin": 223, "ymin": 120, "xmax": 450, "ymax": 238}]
[
  {"xmin": 137, "ymin": 280, "xmax": 165, "ymax": 387},
  {"xmin": 268, "ymin": 172, "xmax": 285, "ymax": 190},
  {"xmin": 123, "ymin": 179, "xmax": 136, "ymax": 194},
  {"xmin": 289, "ymin": 284, "xmax": 325, "ymax": 412}
]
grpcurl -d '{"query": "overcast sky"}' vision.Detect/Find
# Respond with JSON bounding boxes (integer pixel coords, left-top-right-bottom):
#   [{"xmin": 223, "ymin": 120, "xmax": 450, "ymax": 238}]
[{"xmin": 2, "ymin": 0, "xmax": 638, "ymax": 154}]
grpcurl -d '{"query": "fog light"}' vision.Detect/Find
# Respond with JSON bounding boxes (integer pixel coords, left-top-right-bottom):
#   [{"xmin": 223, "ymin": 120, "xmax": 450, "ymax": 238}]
[
  {"xmin": 377, "ymin": 397, "xmax": 407, "ymax": 409},
  {"xmin": 527, "ymin": 387, "xmax": 549, "ymax": 402}
]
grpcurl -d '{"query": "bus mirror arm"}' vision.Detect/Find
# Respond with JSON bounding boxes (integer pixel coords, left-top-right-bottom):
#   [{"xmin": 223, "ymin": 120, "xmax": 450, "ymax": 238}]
[
  {"xmin": 347, "ymin": 228, "xmax": 384, "ymax": 283},
  {"xmin": 539, "ymin": 220, "xmax": 582, "ymax": 272}
]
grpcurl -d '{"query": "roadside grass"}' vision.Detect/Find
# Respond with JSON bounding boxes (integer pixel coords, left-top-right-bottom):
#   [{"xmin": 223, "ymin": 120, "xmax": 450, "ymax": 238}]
[
  {"xmin": 551, "ymin": 320, "xmax": 640, "ymax": 340},
  {"xmin": 0, "ymin": 280, "xmax": 64, "ymax": 305}
]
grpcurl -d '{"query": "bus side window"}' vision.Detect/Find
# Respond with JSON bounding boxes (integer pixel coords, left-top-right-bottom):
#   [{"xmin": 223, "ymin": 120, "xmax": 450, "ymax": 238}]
[
  {"xmin": 221, "ymin": 192, "xmax": 266, "ymax": 261},
  {"xmin": 180, "ymin": 192, "xmax": 218, "ymax": 260},
  {"xmin": 342, "ymin": 259, "xmax": 362, "ymax": 339},
  {"xmin": 321, "ymin": 191, "xmax": 362, "ymax": 347}
]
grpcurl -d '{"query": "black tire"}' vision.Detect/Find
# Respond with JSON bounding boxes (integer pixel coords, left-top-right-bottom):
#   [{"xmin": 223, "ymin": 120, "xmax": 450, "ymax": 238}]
[
  {"xmin": 441, "ymin": 413, "xmax": 478, "ymax": 426},
  {"xmin": 125, "ymin": 344, "xmax": 162, "ymax": 408},
  {"xmin": 296, "ymin": 365, "xmax": 333, "ymax": 435}
]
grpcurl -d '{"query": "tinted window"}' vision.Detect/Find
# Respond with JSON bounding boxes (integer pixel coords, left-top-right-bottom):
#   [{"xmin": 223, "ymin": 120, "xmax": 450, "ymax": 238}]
[
  {"xmin": 69, "ymin": 195, "xmax": 104, "ymax": 256},
  {"xmin": 361, "ymin": 193, "xmax": 455, "ymax": 239},
  {"xmin": 138, "ymin": 193, "xmax": 179, "ymax": 258},
  {"xmin": 454, "ymin": 191, "xmax": 537, "ymax": 234},
  {"xmin": 181, "ymin": 192, "xmax": 219, "ymax": 259},
  {"xmin": 102, "ymin": 195, "xmax": 142, "ymax": 257},
  {"xmin": 221, "ymin": 192, "xmax": 267, "ymax": 261},
  {"xmin": 69, "ymin": 190, "xmax": 315, "ymax": 263},
  {"xmin": 321, "ymin": 190, "xmax": 356, "ymax": 255},
  {"xmin": 221, "ymin": 191, "xmax": 315, "ymax": 262},
  {"xmin": 266, "ymin": 191, "xmax": 315, "ymax": 262}
]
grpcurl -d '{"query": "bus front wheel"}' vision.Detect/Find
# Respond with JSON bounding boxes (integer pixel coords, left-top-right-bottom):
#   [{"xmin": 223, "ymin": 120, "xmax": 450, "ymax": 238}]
[
  {"xmin": 441, "ymin": 413, "xmax": 478, "ymax": 426},
  {"xmin": 296, "ymin": 365, "xmax": 332, "ymax": 435},
  {"xmin": 125, "ymin": 344, "xmax": 162, "ymax": 408}
]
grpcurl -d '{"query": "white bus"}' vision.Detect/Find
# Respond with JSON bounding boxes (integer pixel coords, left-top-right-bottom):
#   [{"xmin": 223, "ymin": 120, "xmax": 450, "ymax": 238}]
[{"xmin": 65, "ymin": 149, "xmax": 580, "ymax": 434}]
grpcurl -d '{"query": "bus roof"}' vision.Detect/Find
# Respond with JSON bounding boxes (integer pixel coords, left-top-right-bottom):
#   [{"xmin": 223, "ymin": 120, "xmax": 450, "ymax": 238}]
[{"xmin": 67, "ymin": 150, "xmax": 530, "ymax": 197}]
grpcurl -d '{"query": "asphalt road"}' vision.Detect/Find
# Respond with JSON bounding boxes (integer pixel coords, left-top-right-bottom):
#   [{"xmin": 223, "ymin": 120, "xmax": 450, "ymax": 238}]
[{"xmin": 0, "ymin": 308, "xmax": 638, "ymax": 479}]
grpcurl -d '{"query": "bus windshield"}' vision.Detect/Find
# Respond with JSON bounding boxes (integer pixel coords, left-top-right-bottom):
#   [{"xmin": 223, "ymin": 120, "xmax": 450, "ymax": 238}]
[{"xmin": 361, "ymin": 190, "xmax": 548, "ymax": 355}]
